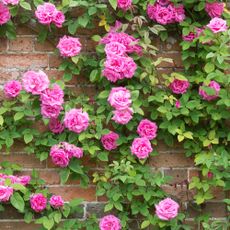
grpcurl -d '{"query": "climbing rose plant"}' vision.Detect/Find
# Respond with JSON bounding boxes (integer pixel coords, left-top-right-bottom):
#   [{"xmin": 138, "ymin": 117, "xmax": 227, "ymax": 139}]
[{"xmin": 0, "ymin": 0, "xmax": 229, "ymax": 229}]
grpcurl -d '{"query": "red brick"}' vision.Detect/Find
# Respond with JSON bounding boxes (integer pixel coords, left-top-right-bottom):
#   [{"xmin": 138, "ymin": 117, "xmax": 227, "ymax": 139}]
[
  {"xmin": 0, "ymin": 54, "xmax": 48, "ymax": 68},
  {"xmin": 0, "ymin": 38, "xmax": 7, "ymax": 52},
  {"xmin": 0, "ymin": 222, "xmax": 39, "ymax": 230},
  {"xmin": 34, "ymin": 39, "xmax": 55, "ymax": 52},
  {"xmin": 164, "ymin": 169, "xmax": 188, "ymax": 184},
  {"xmin": 0, "ymin": 154, "xmax": 46, "ymax": 168},
  {"xmin": 48, "ymin": 54, "xmax": 62, "ymax": 68},
  {"xmin": 161, "ymin": 35, "xmax": 181, "ymax": 52},
  {"xmin": 154, "ymin": 53, "xmax": 183, "ymax": 68},
  {"xmin": 48, "ymin": 186, "xmax": 96, "ymax": 201},
  {"xmin": 9, "ymin": 37, "xmax": 34, "ymax": 52},
  {"xmin": 16, "ymin": 26, "xmax": 37, "ymax": 35},
  {"xmin": 188, "ymin": 169, "xmax": 200, "ymax": 182},
  {"xmin": 0, "ymin": 69, "xmax": 20, "ymax": 84}
]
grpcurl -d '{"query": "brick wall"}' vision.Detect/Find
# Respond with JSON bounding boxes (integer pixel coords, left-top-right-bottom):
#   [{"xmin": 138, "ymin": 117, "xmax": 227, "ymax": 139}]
[{"xmin": 0, "ymin": 25, "xmax": 227, "ymax": 230}]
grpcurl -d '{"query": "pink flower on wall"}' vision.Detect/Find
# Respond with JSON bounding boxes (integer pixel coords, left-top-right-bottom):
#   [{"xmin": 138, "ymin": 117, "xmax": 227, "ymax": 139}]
[
  {"xmin": 112, "ymin": 108, "xmax": 133, "ymax": 125},
  {"xmin": 0, "ymin": 2, "xmax": 11, "ymax": 25},
  {"xmin": 137, "ymin": 119, "xmax": 158, "ymax": 140},
  {"xmin": 49, "ymin": 195, "xmax": 64, "ymax": 209},
  {"xmin": 2, "ymin": 0, "xmax": 19, "ymax": 5},
  {"xmin": 169, "ymin": 79, "xmax": 190, "ymax": 94},
  {"xmin": 99, "ymin": 215, "xmax": 121, "ymax": 230},
  {"xmin": 0, "ymin": 186, "xmax": 13, "ymax": 202},
  {"xmin": 117, "ymin": 0, "xmax": 132, "ymax": 11},
  {"xmin": 4, "ymin": 80, "xmax": 22, "ymax": 98},
  {"xmin": 207, "ymin": 17, "xmax": 228, "ymax": 33},
  {"xmin": 101, "ymin": 131, "xmax": 119, "ymax": 151},
  {"xmin": 199, "ymin": 80, "xmax": 220, "ymax": 101},
  {"xmin": 205, "ymin": 2, "xmax": 224, "ymax": 18},
  {"xmin": 30, "ymin": 193, "xmax": 47, "ymax": 212}
]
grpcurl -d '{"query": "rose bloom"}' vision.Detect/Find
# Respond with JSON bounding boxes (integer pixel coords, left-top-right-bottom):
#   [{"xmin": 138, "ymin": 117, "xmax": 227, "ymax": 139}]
[
  {"xmin": 49, "ymin": 195, "xmax": 64, "ymax": 209},
  {"xmin": 199, "ymin": 80, "xmax": 220, "ymax": 101},
  {"xmin": 169, "ymin": 79, "xmax": 190, "ymax": 94},
  {"xmin": 22, "ymin": 70, "xmax": 49, "ymax": 95},
  {"xmin": 117, "ymin": 0, "xmax": 132, "ymax": 11},
  {"xmin": 35, "ymin": 3, "xmax": 65, "ymax": 27},
  {"xmin": 16, "ymin": 175, "xmax": 31, "ymax": 186},
  {"xmin": 50, "ymin": 144, "xmax": 70, "ymax": 167},
  {"xmin": 41, "ymin": 104, "xmax": 63, "ymax": 119},
  {"xmin": 207, "ymin": 17, "xmax": 228, "ymax": 33},
  {"xmin": 173, "ymin": 4, "xmax": 185, "ymax": 23},
  {"xmin": 0, "ymin": 186, "xmax": 13, "ymax": 202},
  {"xmin": 108, "ymin": 87, "xmax": 131, "ymax": 110},
  {"xmin": 64, "ymin": 108, "xmax": 89, "ymax": 134},
  {"xmin": 205, "ymin": 2, "xmax": 224, "ymax": 18},
  {"xmin": 130, "ymin": 137, "xmax": 153, "ymax": 159},
  {"xmin": 49, "ymin": 118, "xmax": 65, "ymax": 134},
  {"xmin": 101, "ymin": 131, "xmax": 119, "ymax": 151},
  {"xmin": 57, "ymin": 36, "xmax": 82, "ymax": 57},
  {"xmin": 182, "ymin": 27, "xmax": 203, "ymax": 42},
  {"xmin": 0, "ymin": 2, "xmax": 11, "ymax": 25},
  {"xmin": 155, "ymin": 198, "xmax": 179, "ymax": 221},
  {"xmin": 99, "ymin": 215, "xmax": 121, "ymax": 230},
  {"xmin": 157, "ymin": 0, "xmax": 170, "ymax": 6},
  {"xmin": 112, "ymin": 108, "xmax": 133, "ymax": 125},
  {"xmin": 30, "ymin": 193, "xmax": 47, "ymax": 213},
  {"xmin": 100, "ymin": 32, "xmax": 142, "ymax": 55},
  {"xmin": 2, "ymin": 0, "xmax": 19, "ymax": 5},
  {"xmin": 62, "ymin": 142, "xmax": 83, "ymax": 159},
  {"xmin": 4, "ymin": 80, "xmax": 22, "ymax": 98},
  {"xmin": 175, "ymin": 100, "xmax": 181, "ymax": 109},
  {"xmin": 105, "ymin": 42, "xmax": 126, "ymax": 57},
  {"xmin": 137, "ymin": 119, "xmax": 158, "ymax": 140},
  {"xmin": 40, "ymin": 84, "xmax": 64, "ymax": 106}
]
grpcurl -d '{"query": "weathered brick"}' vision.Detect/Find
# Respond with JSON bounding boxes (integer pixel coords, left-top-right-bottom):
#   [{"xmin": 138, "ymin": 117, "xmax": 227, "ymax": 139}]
[
  {"xmin": 164, "ymin": 169, "xmax": 188, "ymax": 184},
  {"xmin": 85, "ymin": 202, "xmax": 105, "ymax": 218},
  {"xmin": 0, "ymin": 54, "xmax": 48, "ymax": 68},
  {"xmin": 0, "ymin": 38, "xmax": 7, "ymax": 52},
  {"xmin": 161, "ymin": 35, "xmax": 181, "ymax": 52},
  {"xmin": 48, "ymin": 54, "xmax": 62, "ymax": 68},
  {"xmin": 0, "ymin": 222, "xmax": 39, "ymax": 230},
  {"xmin": 9, "ymin": 37, "xmax": 34, "ymax": 52},
  {"xmin": 154, "ymin": 53, "xmax": 183, "ymax": 68},
  {"xmin": 0, "ymin": 69, "xmax": 20, "ymax": 84},
  {"xmin": 34, "ymin": 39, "xmax": 56, "ymax": 52}
]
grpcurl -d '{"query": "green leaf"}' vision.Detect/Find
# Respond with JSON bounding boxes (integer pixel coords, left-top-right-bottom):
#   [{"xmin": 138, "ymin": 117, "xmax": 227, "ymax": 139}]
[
  {"xmin": 43, "ymin": 217, "xmax": 54, "ymax": 230},
  {"xmin": 10, "ymin": 192, "xmax": 25, "ymax": 212},
  {"xmin": 0, "ymin": 115, "xmax": 4, "ymax": 126},
  {"xmin": 97, "ymin": 152, "xmax": 109, "ymax": 161},
  {"xmin": 104, "ymin": 203, "xmax": 113, "ymax": 212},
  {"xmin": 109, "ymin": 0, "xmax": 117, "ymax": 10},
  {"xmin": 24, "ymin": 133, "xmax": 33, "ymax": 144},
  {"xmin": 204, "ymin": 63, "xmax": 215, "ymax": 73},
  {"xmin": 20, "ymin": 1, "xmax": 31, "ymax": 10},
  {"xmin": 60, "ymin": 168, "xmax": 70, "ymax": 184},
  {"xmin": 14, "ymin": 112, "xmax": 24, "ymax": 121},
  {"xmin": 141, "ymin": 220, "xmax": 150, "ymax": 229}
]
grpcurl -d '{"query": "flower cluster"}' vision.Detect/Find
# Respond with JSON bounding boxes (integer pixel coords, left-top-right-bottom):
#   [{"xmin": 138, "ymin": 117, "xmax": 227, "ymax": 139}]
[
  {"xmin": 0, "ymin": 2, "xmax": 11, "ymax": 25},
  {"xmin": 108, "ymin": 87, "xmax": 133, "ymax": 125},
  {"xmin": 117, "ymin": 0, "xmax": 132, "ymax": 11},
  {"xmin": 35, "ymin": 3, "xmax": 65, "ymax": 28},
  {"xmin": 57, "ymin": 36, "xmax": 82, "ymax": 57},
  {"xmin": 50, "ymin": 142, "xmax": 83, "ymax": 168},
  {"xmin": 4, "ymin": 80, "xmax": 22, "ymax": 98},
  {"xmin": 147, "ymin": 0, "xmax": 185, "ymax": 25},
  {"xmin": 199, "ymin": 80, "xmax": 220, "ymax": 101},
  {"xmin": 0, "ymin": 173, "xmax": 31, "ymax": 202},
  {"xmin": 101, "ymin": 131, "xmax": 119, "ymax": 151},
  {"xmin": 101, "ymin": 30, "xmax": 141, "ymax": 82},
  {"xmin": 99, "ymin": 215, "xmax": 121, "ymax": 230},
  {"xmin": 30, "ymin": 194, "xmax": 64, "ymax": 212}
]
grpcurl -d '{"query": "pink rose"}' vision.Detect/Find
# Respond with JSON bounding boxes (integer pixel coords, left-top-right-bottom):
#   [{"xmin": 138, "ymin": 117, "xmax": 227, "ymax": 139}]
[
  {"xmin": 4, "ymin": 80, "xmax": 22, "ymax": 98},
  {"xmin": 175, "ymin": 100, "xmax": 181, "ymax": 109},
  {"xmin": 117, "ymin": 0, "xmax": 132, "ymax": 11},
  {"xmin": 137, "ymin": 119, "xmax": 158, "ymax": 140},
  {"xmin": 199, "ymin": 80, "xmax": 220, "ymax": 101},
  {"xmin": 62, "ymin": 142, "xmax": 83, "ymax": 159},
  {"xmin": 40, "ymin": 84, "xmax": 64, "ymax": 106},
  {"xmin": 49, "ymin": 118, "xmax": 65, "ymax": 134},
  {"xmin": 182, "ymin": 27, "xmax": 203, "ymax": 42},
  {"xmin": 35, "ymin": 3, "xmax": 65, "ymax": 27},
  {"xmin": 205, "ymin": 2, "xmax": 224, "ymax": 18},
  {"xmin": 207, "ymin": 17, "xmax": 228, "ymax": 33},
  {"xmin": 99, "ymin": 215, "xmax": 121, "ymax": 230},
  {"xmin": 50, "ymin": 144, "xmax": 70, "ymax": 167},
  {"xmin": 57, "ymin": 36, "xmax": 82, "ymax": 57},
  {"xmin": 169, "ymin": 79, "xmax": 190, "ymax": 94},
  {"xmin": 16, "ymin": 176, "xmax": 31, "ymax": 186},
  {"xmin": 155, "ymin": 198, "xmax": 179, "ymax": 220},
  {"xmin": 2, "ymin": 0, "xmax": 19, "ymax": 5},
  {"xmin": 108, "ymin": 87, "xmax": 131, "ymax": 110},
  {"xmin": 173, "ymin": 4, "xmax": 185, "ymax": 23},
  {"xmin": 30, "ymin": 193, "xmax": 47, "ymax": 213},
  {"xmin": 22, "ymin": 70, "xmax": 50, "ymax": 95},
  {"xmin": 130, "ymin": 137, "xmax": 153, "ymax": 159},
  {"xmin": 105, "ymin": 42, "xmax": 126, "ymax": 57},
  {"xmin": 0, "ymin": 186, "xmax": 13, "ymax": 202},
  {"xmin": 41, "ymin": 104, "xmax": 63, "ymax": 119},
  {"xmin": 157, "ymin": 0, "xmax": 170, "ymax": 6},
  {"xmin": 49, "ymin": 195, "xmax": 64, "ymax": 209},
  {"xmin": 101, "ymin": 131, "xmax": 119, "ymax": 151},
  {"xmin": 53, "ymin": 10, "xmax": 65, "ymax": 28},
  {"xmin": 64, "ymin": 108, "xmax": 89, "ymax": 134},
  {"xmin": 207, "ymin": 172, "xmax": 213, "ymax": 179},
  {"xmin": 0, "ymin": 2, "xmax": 11, "ymax": 25},
  {"xmin": 112, "ymin": 108, "xmax": 133, "ymax": 125}
]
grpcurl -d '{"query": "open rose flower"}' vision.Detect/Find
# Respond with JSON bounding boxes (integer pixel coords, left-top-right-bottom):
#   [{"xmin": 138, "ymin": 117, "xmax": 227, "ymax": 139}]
[
  {"xmin": 105, "ymin": 42, "xmax": 126, "ymax": 57},
  {"xmin": 99, "ymin": 215, "xmax": 121, "ymax": 230},
  {"xmin": 41, "ymin": 104, "xmax": 63, "ymax": 119},
  {"xmin": 4, "ymin": 80, "xmax": 22, "ymax": 98},
  {"xmin": 205, "ymin": 2, "xmax": 224, "ymax": 18},
  {"xmin": 22, "ymin": 70, "xmax": 49, "ymax": 95},
  {"xmin": 49, "ymin": 118, "xmax": 65, "ymax": 134},
  {"xmin": 0, "ymin": 186, "xmax": 13, "ymax": 202},
  {"xmin": 57, "ymin": 36, "xmax": 82, "ymax": 57},
  {"xmin": 62, "ymin": 142, "xmax": 83, "ymax": 159},
  {"xmin": 0, "ymin": 2, "xmax": 11, "ymax": 25},
  {"xmin": 53, "ymin": 10, "xmax": 65, "ymax": 28},
  {"xmin": 101, "ymin": 131, "xmax": 119, "ymax": 151},
  {"xmin": 207, "ymin": 17, "xmax": 228, "ymax": 33},
  {"xmin": 49, "ymin": 195, "xmax": 64, "ymax": 209},
  {"xmin": 117, "ymin": 0, "xmax": 132, "ymax": 11},
  {"xmin": 50, "ymin": 144, "xmax": 70, "ymax": 167},
  {"xmin": 112, "ymin": 108, "xmax": 133, "ymax": 125},
  {"xmin": 16, "ymin": 176, "xmax": 31, "ymax": 186},
  {"xmin": 131, "ymin": 137, "xmax": 153, "ymax": 159},
  {"xmin": 64, "ymin": 108, "xmax": 89, "ymax": 133},
  {"xmin": 155, "ymin": 198, "xmax": 179, "ymax": 220},
  {"xmin": 108, "ymin": 87, "xmax": 131, "ymax": 110},
  {"xmin": 169, "ymin": 79, "xmax": 189, "ymax": 94},
  {"xmin": 137, "ymin": 119, "xmax": 158, "ymax": 140},
  {"xmin": 30, "ymin": 193, "xmax": 47, "ymax": 212},
  {"xmin": 199, "ymin": 80, "xmax": 220, "ymax": 101},
  {"xmin": 2, "ymin": 0, "xmax": 19, "ymax": 5}
]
